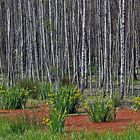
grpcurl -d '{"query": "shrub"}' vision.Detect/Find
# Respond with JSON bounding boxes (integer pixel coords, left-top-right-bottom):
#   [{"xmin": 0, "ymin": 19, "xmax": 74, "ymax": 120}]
[
  {"xmin": 37, "ymin": 82, "xmax": 53, "ymax": 100},
  {"xmin": 131, "ymin": 97, "xmax": 140, "ymax": 111},
  {"xmin": 112, "ymin": 92, "xmax": 121, "ymax": 107},
  {"xmin": 48, "ymin": 85, "xmax": 81, "ymax": 114},
  {"xmin": 43, "ymin": 107, "xmax": 67, "ymax": 133},
  {"xmin": 0, "ymin": 85, "xmax": 28, "ymax": 109},
  {"xmin": 68, "ymin": 89, "xmax": 81, "ymax": 113},
  {"xmin": 43, "ymin": 85, "xmax": 81, "ymax": 133},
  {"xmin": 84, "ymin": 96, "xmax": 117, "ymax": 122},
  {"xmin": 17, "ymin": 79, "xmax": 41, "ymax": 99},
  {"xmin": 43, "ymin": 92, "xmax": 68, "ymax": 133},
  {"xmin": 18, "ymin": 79, "xmax": 53, "ymax": 100},
  {"xmin": 57, "ymin": 86, "xmax": 81, "ymax": 114}
]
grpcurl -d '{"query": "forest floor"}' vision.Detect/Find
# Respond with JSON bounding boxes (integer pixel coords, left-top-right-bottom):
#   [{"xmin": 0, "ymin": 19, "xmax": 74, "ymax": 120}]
[{"xmin": 0, "ymin": 104, "xmax": 140, "ymax": 133}]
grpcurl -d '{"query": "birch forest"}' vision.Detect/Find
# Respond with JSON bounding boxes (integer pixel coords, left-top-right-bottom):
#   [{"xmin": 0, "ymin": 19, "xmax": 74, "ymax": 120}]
[{"xmin": 0, "ymin": 0, "xmax": 140, "ymax": 98}]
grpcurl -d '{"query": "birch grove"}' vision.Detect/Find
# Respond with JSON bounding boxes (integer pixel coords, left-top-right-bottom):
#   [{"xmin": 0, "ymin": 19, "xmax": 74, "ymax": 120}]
[{"xmin": 0, "ymin": 0, "xmax": 140, "ymax": 97}]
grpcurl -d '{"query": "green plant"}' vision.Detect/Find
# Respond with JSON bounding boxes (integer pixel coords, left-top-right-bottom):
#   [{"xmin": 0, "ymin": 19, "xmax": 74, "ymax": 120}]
[
  {"xmin": 44, "ymin": 91, "xmax": 68, "ymax": 133},
  {"xmin": 131, "ymin": 96, "xmax": 140, "ymax": 111},
  {"xmin": 0, "ymin": 85, "xmax": 28, "ymax": 109},
  {"xmin": 48, "ymin": 85, "xmax": 81, "ymax": 114},
  {"xmin": 43, "ymin": 85, "xmax": 81, "ymax": 133},
  {"xmin": 0, "ymin": 84, "xmax": 7, "ymax": 94},
  {"xmin": 37, "ymin": 82, "xmax": 53, "ymax": 100},
  {"xmin": 112, "ymin": 92, "xmax": 121, "ymax": 107},
  {"xmin": 17, "ymin": 79, "xmax": 40, "ymax": 99},
  {"xmin": 8, "ymin": 111, "xmax": 42, "ymax": 135},
  {"xmin": 9, "ymin": 116, "xmax": 30, "ymax": 134},
  {"xmin": 43, "ymin": 96, "xmax": 68, "ymax": 133},
  {"xmin": 43, "ymin": 107, "xmax": 67, "ymax": 133},
  {"xmin": 84, "ymin": 96, "xmax": 117, "ymax": 122},
  {"xmin": 68, "ymin": 89, "xmax": 81, "ymax": 113},
  {"xmin": 0, "ymin": 115, "xmax": 140, "ymax": 139},
  {"xmin": 18, "ymin": 79, "xmax": 53, "ymax": 100},
  {"xmin": 57, "ymin": 86, "xmax": 81, "ymax": 114}
]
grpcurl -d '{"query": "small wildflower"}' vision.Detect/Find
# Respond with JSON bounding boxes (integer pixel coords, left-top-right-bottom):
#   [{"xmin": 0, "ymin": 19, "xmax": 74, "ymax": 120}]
[
  {"xmin": 42, "ymin": 117, "xmax": 50, "ymax": 125},
  {"xmin": 132, "ymin": 96, "xmax": 140, "ymax": 111}
]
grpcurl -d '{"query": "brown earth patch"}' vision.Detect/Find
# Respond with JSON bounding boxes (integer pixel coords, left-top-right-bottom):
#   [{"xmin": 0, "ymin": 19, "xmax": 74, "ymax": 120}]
[{"xmin": 0, "ymin": 106, "xmax": 140, "ymax": 133}]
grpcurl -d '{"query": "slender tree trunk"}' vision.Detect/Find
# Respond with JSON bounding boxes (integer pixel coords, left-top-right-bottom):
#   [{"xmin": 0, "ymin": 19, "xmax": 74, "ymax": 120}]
[
  {"xmin": 120, "ymin": 0, "xmax": 125, "ymax": 98},
  {"xmin": 81, "ymin": 0, "xmax": 86, "ymax": 92}
]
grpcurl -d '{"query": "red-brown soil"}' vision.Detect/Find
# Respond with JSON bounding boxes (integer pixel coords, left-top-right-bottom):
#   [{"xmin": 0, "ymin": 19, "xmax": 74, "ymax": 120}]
[
  {"xmin": 66, "ymin": 108, "xmax": 140, "ymax": 133},
  {"xmin": 0, "ymin": 106, "xmax": 140, "ymax": 133}
]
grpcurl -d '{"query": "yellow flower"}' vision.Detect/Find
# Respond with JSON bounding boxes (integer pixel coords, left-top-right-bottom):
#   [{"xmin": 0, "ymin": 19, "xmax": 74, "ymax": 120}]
[
  {"xmin": 75, "ymin": 93, "xmax": 81, "ymax": 98},
  {"xmin": 49, "ymin": 100, "xmax": 54, "ymax": 105},
  {"xmin": 21, "ymin": 89, "xmax": 28, "ymax": 96},
  {"xmin": 42, "ymin": 117, "xmax": 50, "ymax": 125},
  {"xmin": 108, "ymin": 99, "xmax": 113, "ymax": 108},
  {"xmin": 132, "ymin": 96, "xmax": 140, "ymax": 111},
  {"xmin": 84, "ymin": 101, "xmax": 89, "ymax": 110}
]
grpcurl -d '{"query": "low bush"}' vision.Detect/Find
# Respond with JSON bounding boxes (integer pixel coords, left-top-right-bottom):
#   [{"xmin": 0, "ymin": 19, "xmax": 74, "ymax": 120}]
[
  {"xmin": 131, "ymin": 96, "xmax": 140, "ymax": 111},
  {"xmin": 83, "ymin": 96, "xmax": 117, "ymax": 122},
  {"xmin": 43, "ymin": 93, "xmax": 68, "ymax": 133},
  {"xmin": 37, "ymin": 82, "xmax": 53, "ymax": 100},
  {"xmin": 112, "ymin": 93, "xmax": 121, "ymax": 108},
  {"xmin": 18, "ymin": 79, "xmax": 53, "ymax": 100},
  {"xmin": 43, "ymin": 107, "xmax": 67, "ymax": 133},
  {"xmin": 17, "ymin": 79, "xmax": 40, "ymax": 99},
  {"xmin": 0, "ymin": 85, "xmax": 28, "ymax": 109},
  {"xmin": 48, "ymin": 85, "xmax": 81, "ymax": 114},
  {"xmin": 43, "ymin": 85, "xmax": 81, "ymax": 133}
]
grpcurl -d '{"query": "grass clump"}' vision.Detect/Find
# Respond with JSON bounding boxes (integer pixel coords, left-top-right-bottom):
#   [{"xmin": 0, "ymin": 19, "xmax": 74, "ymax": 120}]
[
  {"xmin": 83, "ymin": 96, "xmax": 117, "ymax": 122},
  {"xmin": 0, "ymin": 85, "xmax": 28, "ymax": 109},
  {"xmin": 17, "ymin": 79, "xmax": 53, "ymax": 100},
  {"xmin": 131, "ymin": 96, "xmax": 140, "ymax": 111},
  {"xmin": 42, "ymin": 85, "xmax": 81, "ymax": 133}
]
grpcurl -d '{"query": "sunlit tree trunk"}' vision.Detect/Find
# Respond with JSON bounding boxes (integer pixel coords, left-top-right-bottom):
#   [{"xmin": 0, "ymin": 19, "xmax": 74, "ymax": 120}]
[
  {"xmin": 81, "ymin": 0, "xmax": 86, "ymax": 92},
  {"xmin": 120, "ymin": 0, "xmax": 125, "ymax": 98}
]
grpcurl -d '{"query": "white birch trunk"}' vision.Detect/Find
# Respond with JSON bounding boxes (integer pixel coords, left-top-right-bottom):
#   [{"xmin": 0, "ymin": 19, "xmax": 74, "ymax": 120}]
[
  {"xmin": 81, "ymin": 0, "xmax": 86, "ymax": 92},
  {"xmin": 120, "ymin": 0, "xmax": 125, "ymax": 98}
]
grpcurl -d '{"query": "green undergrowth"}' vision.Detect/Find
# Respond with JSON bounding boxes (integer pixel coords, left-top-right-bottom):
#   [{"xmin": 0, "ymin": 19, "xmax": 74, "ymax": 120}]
[
  {"xmin": 0, "ymin": 116, "xmax": 140, "ymax": 140},
  {"xmin": 0, "ymin": 85, "xmax": 28, "ymax": 109}
]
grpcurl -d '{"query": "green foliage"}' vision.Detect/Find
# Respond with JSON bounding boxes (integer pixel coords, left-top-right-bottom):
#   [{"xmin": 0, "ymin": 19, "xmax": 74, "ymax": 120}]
[
  {"xmin": 0, "ymin": 116, "xmax": 140, "ymax": 139},
  {"xmin": 43, "ymin": 107, "xmax": 67, "ymax": 133},
  {"xmin": 83, "ymin": 96, "xmax": 117, "ymax": 122},
  {"xmin": 43, "ymin": 85, "xmax": 81, "ymax": 133},
  {"xmin": 112, "ymin": 92, "xmax": 121, "ymax": 107},
  {"xmin": 0, "ymin": 85, "xmax": 28, "ymax": 109},
  {"xmin": 131, "ymin": 96, "xmax": 140, "ymax": 111},
  {"xmin": 17, "ymin": 79, "xmax": 40, "ymax": 99},
  {"xmin": 37, "ymin": 82, "xmax": 53, "ymax": 100},
  {"xmin": 85, "ymin": 123, "xmax": 140, "ymax": 140},
  {"xmin": 91, "ymin": 66, "xmax": 96, "ymax": 75},
  {"xmin": 48, "ymin": 85, "xmax": 81, "ymax": 114},
  {"xmin": 0, "ymin": 115, "xmax": 140, "ymax": 139},
  {"xmin": 8, "ymin": 116, "xmax": 30, "ymax": 134},
  {"xmin": 8, "ymin": 113, "xmax": 42, "ymax": 135},
  {"xmin": 18, "ymin": 79, "xmax": 52, "ymax": 100},
  {"xmin": 44, "ymin": 92, "xmax": 68, "ymax": 133}
]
